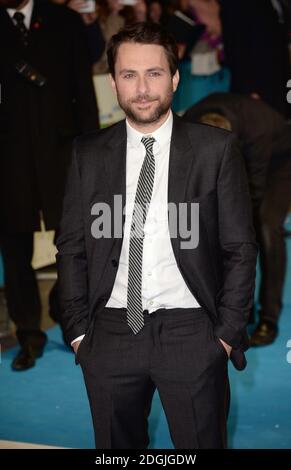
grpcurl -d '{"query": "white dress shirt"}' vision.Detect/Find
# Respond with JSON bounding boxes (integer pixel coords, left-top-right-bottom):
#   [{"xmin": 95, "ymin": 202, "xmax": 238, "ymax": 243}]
[
  {"xmin": 107, "ymin": 111, "xmax": 200, "ymax": 311},
  {"xmin": 7, "ymin": 0, "xmax": 34, "ymax": 29},
  {"xmin": 72, "ymin": 111, "xmax": 200, "ymax": 345}
]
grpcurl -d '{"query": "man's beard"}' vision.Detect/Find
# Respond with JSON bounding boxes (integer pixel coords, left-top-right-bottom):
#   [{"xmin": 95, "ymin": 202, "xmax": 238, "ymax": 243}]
[{"xmin": 117, "ymin": 89, "xmax": 173, "ymax": 126}]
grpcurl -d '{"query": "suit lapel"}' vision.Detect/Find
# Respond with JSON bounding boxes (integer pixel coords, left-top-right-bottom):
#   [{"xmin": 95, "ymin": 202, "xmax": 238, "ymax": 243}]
[
  {"xmin": 168, "ymin": 115, "xmax": 213, "ymax": 311},
  {"xmin": 104, "ymin": 120, "xmax": 127, "ymax": 223},
  {"xmin": 0, "ymin": 9, "xmax": 19, "ymax": 47},
  {"xmin": 29, "ymin": 1, "xmax": 47, "ymax": 49},
  {"xmin": 104, "ymin": 119, "xmax": 127, "ymax": 196},
  {"xmin": 102, "ymin": 114, "xmax": 196, "ymax": 254},
  {"xmin": 168, "ymin": 114, "xmax": 194, "ymax": 258},
  {"xmin": 104, "ymin": 114, "xmax": 194, "ymax": 216},
  {"xmin": 168, "ymin": 115, "xmax": 217, "ymax": 315},
  {"xmin": 89, "ymin": 121, "xmax": 126, "ymax": 314}
]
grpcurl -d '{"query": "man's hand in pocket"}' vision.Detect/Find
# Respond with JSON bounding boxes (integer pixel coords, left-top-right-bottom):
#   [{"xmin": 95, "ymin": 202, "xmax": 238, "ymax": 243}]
[
  {"xmin": 72, "ymin": 340, "xmax": 82, "ymax": 354},
  {"xmin": 219, "ymin": 338, "xmax": 232, "ymax": 358}
]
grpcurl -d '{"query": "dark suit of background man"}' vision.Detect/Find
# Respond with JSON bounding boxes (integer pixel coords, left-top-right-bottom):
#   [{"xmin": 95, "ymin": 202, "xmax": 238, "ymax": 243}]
[
  {"xmin": 220, "ymin": 0, "xmax": 291, "ymax": 116},
  {"xmin": 57, "ymin": 23, "xmax": 257, "ymax": 449},
  {"xmin": 183, "ymin": 93, "xmax": 291, "ymax": 346},
  {"xmin": 0, "ymin": 0, "xmax": 99, "ymax": 370}
]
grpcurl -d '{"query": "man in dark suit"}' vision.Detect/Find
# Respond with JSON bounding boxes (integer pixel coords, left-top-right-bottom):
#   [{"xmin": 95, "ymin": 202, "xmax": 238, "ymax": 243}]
[
  {"xmin": 57, "ymin": 23, "xmax": 257, "ymax": 449},
  {"xmin": 0, "ymin": 0, "xmax": 99, "ymax": 370},
  {"xmin": 220, "ymin": 0, "xmax": 291, "ymax": 116},
  {"xmin": 183, "ymin": 92, "xmax": 291, "ymax": 346}
]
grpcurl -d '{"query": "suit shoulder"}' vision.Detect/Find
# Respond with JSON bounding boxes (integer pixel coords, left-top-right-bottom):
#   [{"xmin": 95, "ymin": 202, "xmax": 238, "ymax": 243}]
[
  {"xmin": 74, "ymin": 120, "xmax": 125, "ymax": 155},
  {"xmin": 183, "ymin": 120, "xmax": 234, "ymax": 145},
  {"xmin": 180, "ymin": 120, "xmax": 238, "ymax": 166}
]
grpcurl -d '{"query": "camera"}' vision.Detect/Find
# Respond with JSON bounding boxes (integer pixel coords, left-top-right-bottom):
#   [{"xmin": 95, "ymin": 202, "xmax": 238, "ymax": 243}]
[
  {"xmin": 77, "ymin": 0, "xmax": 96, "ymax": 13},
  {"xmin": 15, "ymin": 59, "xmax": 47, "ymax": 87}
]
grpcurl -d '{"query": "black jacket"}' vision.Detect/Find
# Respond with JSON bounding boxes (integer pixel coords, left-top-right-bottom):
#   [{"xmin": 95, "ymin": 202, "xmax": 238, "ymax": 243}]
[
  {"xmin": 0, "ymin": 0, "xmax": 99, "ymax": 232},
  {"xmin": 56, "ymin": 115, "xmax": 257, "ymax": 370}
]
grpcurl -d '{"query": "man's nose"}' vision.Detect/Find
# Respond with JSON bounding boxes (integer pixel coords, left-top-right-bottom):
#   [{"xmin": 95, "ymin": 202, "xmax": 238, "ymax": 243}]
[{"xmin": 136, "ymin": 76, "xmax": 149, "ymax": 95}]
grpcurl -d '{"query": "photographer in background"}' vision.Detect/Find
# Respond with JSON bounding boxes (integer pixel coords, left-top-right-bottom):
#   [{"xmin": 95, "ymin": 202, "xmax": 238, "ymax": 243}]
[
  {"xmin": 67, "ymin": 0, "xmax": 106, "ymax": 65},
  {"xmin": 51, "ymin": 0, "xmax": 106, "ymax": 66},
  {"xmin": 0, "ymin": 0, "xmax": 99, "ymax": 370}
]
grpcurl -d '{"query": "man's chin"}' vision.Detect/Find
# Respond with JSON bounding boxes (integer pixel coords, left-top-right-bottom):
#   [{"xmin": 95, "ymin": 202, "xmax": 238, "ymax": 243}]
[
  {"xmin": 133, "ymin": 113, "xmax": 160, "ymax": 125},
  {"xmin": 129, "ymin": 107, "xmax": 168, "ymax": 125}
]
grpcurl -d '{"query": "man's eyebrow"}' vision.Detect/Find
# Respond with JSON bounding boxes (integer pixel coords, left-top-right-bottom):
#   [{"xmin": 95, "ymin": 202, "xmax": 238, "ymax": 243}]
[
  {"xmin": 146, "ymin": 67, "xmax": 166, "ymax": 72},
  {"xmin": 119, "ymin": 69, "xmax": 136, "ymax": 75},
  {"xmin": 119, "ymin": 67, "xmax": 166, "ymax": 75}
]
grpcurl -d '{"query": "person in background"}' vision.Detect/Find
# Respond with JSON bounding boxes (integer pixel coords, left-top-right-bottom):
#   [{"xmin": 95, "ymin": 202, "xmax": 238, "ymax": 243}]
[
  {"xmin": 183, "ymin": 92, "xmax": 291, "ymax": 346},
  {"xmin": 148, "ymin": 0, "xmax": 163, "ymax": 24},
  {"xmin": 93, "ymin": 0, "xmax": 125, "ymax": 74},
  {"xmin": 132, "ymin": 0, "xmax": 147, "ymax": 22},
  {"xmin": 220, "ymin": 0, "xmax": 291, "ymax": 116},
  {"xmin": 165, "ymin": 0, "xmax": 228, "ymax": 113},
  {"xmin": 190, "ymin": 0, "xmax": 221, "ymax": 37},
  {"xmin": 0, "ymin": 0, "xmax": 99, "ymax": 370},
  {"xmin": 120, "ymin": 0, "xmax": 147, "ymax": 24},
  {"xmin": 65, "ymin": 0, "xmax": 106, "ymax": 66},
  {"xmin": 189, "ymin": 0, "xmax": 224, "ymax": 70},
  {"xmin": 50, "ymin": 0, "xmax": 106, "ymax": 67}
]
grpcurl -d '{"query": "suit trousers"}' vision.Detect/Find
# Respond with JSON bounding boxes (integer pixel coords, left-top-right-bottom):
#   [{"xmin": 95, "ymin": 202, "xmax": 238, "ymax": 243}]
[
  {"xmin": 77, "ymin": 306, "xmax": 230, "ymax": 449},
  {"xmin": 0, "ymin": 232, "xmax": 47, "ymax": 349}
]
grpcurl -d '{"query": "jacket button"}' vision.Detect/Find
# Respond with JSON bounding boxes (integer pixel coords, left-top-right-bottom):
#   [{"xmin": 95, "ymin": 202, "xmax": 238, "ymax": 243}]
[{"xmin": 111, "ymin": 259, "xmax": 118, "ymax": 268}]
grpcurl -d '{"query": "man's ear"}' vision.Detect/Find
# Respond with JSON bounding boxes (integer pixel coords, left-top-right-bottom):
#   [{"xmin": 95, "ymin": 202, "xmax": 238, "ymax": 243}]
[
  {"xmin": 172, "ymin": 70, "xmax": 180, "ymax": 93},
  {"xmin": 109, "ymin": 74, "xmax": 117, "ymax": 95}
]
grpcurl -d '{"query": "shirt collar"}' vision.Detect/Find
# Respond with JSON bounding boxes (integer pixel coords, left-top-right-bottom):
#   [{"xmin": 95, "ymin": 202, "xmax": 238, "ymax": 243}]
[
  {"xmin": 7, "ymin": 0, "xmax": 34, "ymax": 26},
  {"xmin": 126, "ymin": 110, "xmax": 173, "ymax": 150}
]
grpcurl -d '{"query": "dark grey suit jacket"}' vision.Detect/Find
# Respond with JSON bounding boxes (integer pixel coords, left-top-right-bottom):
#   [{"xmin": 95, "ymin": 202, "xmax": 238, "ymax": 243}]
[{"xmin": 56, "ymin": 114, "xmax": 258, "ymax": 370}]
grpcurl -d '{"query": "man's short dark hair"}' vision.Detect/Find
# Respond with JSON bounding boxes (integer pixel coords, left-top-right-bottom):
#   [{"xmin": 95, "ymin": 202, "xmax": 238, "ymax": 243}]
[{"xmin": 107, "ymin": 22, "xmax": 178, "ymax": 78}]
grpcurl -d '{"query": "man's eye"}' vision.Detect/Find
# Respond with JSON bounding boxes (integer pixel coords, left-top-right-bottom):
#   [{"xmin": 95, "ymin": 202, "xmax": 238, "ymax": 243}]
[
  {"xmin": 124, "ymin": 74, "xmax": 134, "ymax": 79},
  {"xmin": 149, "ymin": 72, "xmax": 161, "ymax": 77}
]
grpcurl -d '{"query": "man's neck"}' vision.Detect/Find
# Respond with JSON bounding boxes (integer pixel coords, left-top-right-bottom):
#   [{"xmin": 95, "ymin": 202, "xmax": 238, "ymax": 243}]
[{"xmin": 126, "ymin": 109, "xmax": 171, "ymax": 135}]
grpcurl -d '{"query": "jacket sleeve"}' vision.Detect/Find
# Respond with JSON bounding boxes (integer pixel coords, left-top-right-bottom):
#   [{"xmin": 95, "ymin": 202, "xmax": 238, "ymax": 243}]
[
  {"xmin": 243, "ymin": 133, "xmax": 272, "ymax": 216},
  {"xmin": 214, "ymin": 133, "xmax": 258, "ymax": 348},
  {"xmin": 56, "ymin": 140, "xmax": 89, "ymax": 344}
]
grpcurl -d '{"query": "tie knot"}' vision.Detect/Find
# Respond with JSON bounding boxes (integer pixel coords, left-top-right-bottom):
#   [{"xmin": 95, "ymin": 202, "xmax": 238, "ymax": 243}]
[
  {"xmin": 13, "ymin": 11, "xmax": 25, "ymax": 24},
  {"xmin": 141, "ymin": 136, "xmax": 155, "ymax": 153}
]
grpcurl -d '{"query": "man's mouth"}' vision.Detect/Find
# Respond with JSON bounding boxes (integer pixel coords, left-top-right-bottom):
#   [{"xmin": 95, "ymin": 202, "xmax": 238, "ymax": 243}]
[{"xmin": 134, "ymin": 98, "xmax": 156, "ymax": 107}]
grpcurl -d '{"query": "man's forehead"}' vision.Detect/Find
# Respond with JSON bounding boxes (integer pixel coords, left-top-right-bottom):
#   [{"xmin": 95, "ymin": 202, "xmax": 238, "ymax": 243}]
[{"xmin": 115, "ymin": 43, "xmax": 169, "ymax": 70}]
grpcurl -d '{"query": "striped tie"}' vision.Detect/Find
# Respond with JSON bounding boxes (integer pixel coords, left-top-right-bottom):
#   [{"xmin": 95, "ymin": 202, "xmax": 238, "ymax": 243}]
[{"xmin": 127, "ymin": 136, "xmax": 156, "ymax": 334}]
